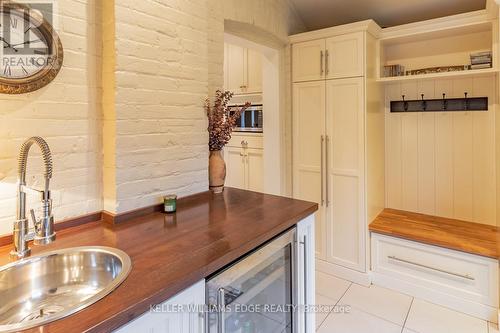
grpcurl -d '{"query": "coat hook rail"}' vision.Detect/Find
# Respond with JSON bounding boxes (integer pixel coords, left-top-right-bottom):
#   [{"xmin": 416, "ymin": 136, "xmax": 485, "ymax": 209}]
[{"xmin": 390, "ymin": 95, "xmax": 488, "ymax": 113}]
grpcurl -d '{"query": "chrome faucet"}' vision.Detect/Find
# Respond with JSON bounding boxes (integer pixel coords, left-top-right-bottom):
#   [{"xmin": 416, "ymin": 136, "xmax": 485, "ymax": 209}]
[{"xmin": 11, "ymin": 137, "xmax": 56, "ymax": 259}]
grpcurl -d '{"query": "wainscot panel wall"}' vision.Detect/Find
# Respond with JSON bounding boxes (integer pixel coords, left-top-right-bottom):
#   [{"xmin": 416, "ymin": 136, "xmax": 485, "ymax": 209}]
[{"xmin": 385, "ymin": 76, "xmax": 497, "ymax": 225}]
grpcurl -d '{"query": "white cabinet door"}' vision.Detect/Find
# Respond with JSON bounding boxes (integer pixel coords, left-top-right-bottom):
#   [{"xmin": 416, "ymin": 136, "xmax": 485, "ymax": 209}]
[
  {"xmin": 225, "ymin": 146, "xmax": 246, "ymax": 189},
  {"xmin": 225, "ymin": 136, "xmax": 264, "ymax": 192},
  {"xmin": 326, "ymin": 77, "xmax": 365, "ymax": 272},
  {"xmin": 224, "ymin": 43, "xmax": 262, "ymax": 95},
  {"xmin": 246, "ymin": 148, "xmax": 264, "ymax": 192},
  {"xmin": 292, "ymin": 39, "xmax": 326, "ymax": 82},
  {"xmin": 223, "ymin": 43, "xmax": 229, "ymax": 91},
  {"xmin": 246, "ymin": 48, "xmax": 262, "ymax": 94},
  {"xmin": 325, "ymin": 32, "xmax": 364, "ymax": 79},
  {"xmin": 114, "ymin": 280, "xmax": 205, "ymax": 333},
  {"xmin": 297, "ymin": 215, "xmax": 316, "ymax": 333},
  {"xmin": 226, "ymin": 43, "xmax": 246, "ymax": 94},
  {"xmin": 292, "ymin": 81, "xmax": 327, "ymax": 260}
]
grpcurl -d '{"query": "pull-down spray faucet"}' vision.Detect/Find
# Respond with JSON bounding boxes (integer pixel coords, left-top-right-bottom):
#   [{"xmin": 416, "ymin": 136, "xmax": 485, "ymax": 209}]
[{"xmin": 11, "ymin": 136, "xmax": 56, "ymax": 258}]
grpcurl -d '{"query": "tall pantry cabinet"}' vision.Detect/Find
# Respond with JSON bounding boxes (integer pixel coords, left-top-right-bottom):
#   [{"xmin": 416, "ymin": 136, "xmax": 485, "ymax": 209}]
[{"xmin": 291, "ymin": 22, "xmax": 384, "ymax": 282}]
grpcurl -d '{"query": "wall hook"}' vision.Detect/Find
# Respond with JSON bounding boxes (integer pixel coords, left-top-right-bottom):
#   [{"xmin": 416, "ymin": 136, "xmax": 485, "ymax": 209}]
[
  {"xmin": 421, "ymin": 94, "xmax": 427, "ymax": 111},
  {"xmin": 442, "ymin": 93, "xmax": 447, "ymax": 110},
  {"xmin": 402, "ymin": 95, "xmax": 408, "ymax": 111}
]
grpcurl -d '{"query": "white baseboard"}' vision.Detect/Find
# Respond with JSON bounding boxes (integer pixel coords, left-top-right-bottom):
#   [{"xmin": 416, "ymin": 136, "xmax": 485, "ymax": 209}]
[
  {"xmin": 316, "ymin": 259, "xmax": 372, "ymax": 287},
  {"xmin": 372, "ymin": 272, "xmax": 498, "ymax": 323}
]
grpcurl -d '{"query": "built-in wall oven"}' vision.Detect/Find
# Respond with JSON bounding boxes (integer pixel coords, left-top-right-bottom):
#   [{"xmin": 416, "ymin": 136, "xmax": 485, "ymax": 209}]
[
  {"xmin": 229, "ymin": 104, "xmax": 263, "ymax": 133},
  {"xmin": 206, "ymin": 228, "xmax": 296, "ymax": 333}
]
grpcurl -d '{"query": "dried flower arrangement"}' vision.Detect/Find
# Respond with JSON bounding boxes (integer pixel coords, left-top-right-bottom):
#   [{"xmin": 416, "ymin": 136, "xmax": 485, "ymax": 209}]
[{"xmin": 205, "ymin": 90, "xmax": 251, "ymax": 151}]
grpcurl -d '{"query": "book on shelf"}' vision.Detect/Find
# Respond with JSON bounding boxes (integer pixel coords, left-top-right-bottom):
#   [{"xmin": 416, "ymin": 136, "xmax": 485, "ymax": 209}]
[
  {"xmin": 469, "ymin": 63, "xmax": 492, "ymax": 70},
  {"xmin": 470, "ymin": 51, "xmax": 492, "ymax": 65},
  {"xmin": 471, "ymin": 57, "xmax": 492, "ymax": 65},
  {"xmin": 383, "ymin": 64, "xmax": 405, "ymax": 77}
]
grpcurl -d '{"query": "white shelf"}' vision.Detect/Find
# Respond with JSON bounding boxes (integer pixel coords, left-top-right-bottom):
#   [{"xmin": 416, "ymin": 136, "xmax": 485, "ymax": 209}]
[
  {"xmin": 377, "ymin": 67, "xmax": 499, "ymax": 83},
  {"xmin": 377, "ymin": 13, "xmax": 498, "ymax": 84}
]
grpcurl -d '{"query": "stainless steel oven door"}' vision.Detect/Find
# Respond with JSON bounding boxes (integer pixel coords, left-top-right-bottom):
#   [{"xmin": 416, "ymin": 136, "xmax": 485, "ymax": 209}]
[{"xmin": 206, "ymin": 228, "xmax": 297, "ymax": 333}]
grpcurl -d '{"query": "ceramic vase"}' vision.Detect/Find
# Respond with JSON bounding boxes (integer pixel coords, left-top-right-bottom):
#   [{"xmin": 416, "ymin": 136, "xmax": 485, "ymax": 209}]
[{"xmin": 209, "ymin": 150, "xmax": 226, "ymax": 193}]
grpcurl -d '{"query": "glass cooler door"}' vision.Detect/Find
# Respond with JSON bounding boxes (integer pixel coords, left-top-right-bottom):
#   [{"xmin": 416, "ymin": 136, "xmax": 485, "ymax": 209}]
[{"xmin": 207, "ymin": 228, "xmax": 296, "ymax": 333}]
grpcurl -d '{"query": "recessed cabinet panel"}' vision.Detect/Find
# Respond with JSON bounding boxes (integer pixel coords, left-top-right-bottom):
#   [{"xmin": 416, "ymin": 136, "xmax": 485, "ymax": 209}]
[
  {"xmin": 225, "ymin": 146, "xmax": 246, "ymax": 189},
  {"xmin": 326, "ymin": 32, "xmax": 364, "ymax": 79},
  {"xmin": 293, "ymin": 81, "xmax": 327, "ymax": 259},
  {"xmin": 246, "ymin": 48, "xmax": 263, "ymax": 94},
  {"xmin": 224, "ymin": 43, "xmax": 229, "ymax": 91},
  {"xmin": 329, "ymin": 175, "xmax": 361, "ymax": 270},
  {"xmin": 326, "ymin": 78, "xmax": 365, "ymax": 272},
  {"xmin": 292, "ymin": 39, "xmax": 326, "ymax": 82},
  {"xmin": 246, "ymin": 148, "xmax": 264, "ymax": 192},
  {"xmin": 327, "ymin": 78, "xmax": 362, "ymax": 171},
  {"xmin": 226, "ymin": 44, "xmax": 246, "ymax": 94}
]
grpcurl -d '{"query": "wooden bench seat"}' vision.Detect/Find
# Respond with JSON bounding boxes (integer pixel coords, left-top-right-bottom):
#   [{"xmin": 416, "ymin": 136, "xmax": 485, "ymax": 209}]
[{"xmin": 369, "ymin": 208, "xmax": 500, "ymax": 259}]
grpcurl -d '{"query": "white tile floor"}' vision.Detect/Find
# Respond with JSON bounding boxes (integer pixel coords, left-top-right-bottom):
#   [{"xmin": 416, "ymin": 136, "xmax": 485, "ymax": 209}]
[{"xmin": 315, "ymin": 271, "xmax": 499, "ymax": 333}]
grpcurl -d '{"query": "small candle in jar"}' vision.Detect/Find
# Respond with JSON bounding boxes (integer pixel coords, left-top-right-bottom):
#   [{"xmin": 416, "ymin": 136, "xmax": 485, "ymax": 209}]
[{"xmin": 163, "ymin": 195, "xmax": 177, "ymax": 213}]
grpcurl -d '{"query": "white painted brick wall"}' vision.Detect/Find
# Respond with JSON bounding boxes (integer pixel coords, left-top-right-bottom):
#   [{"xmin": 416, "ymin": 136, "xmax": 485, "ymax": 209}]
[
  {"xmin": 108, "ymin": 0, "xmax": 304, "ymax": 213},
  {"xmin": 110, "ymin": 0, "xmax": 210, "ymax": 212},
  {"xmin": 0, "ymin": 0, "xmax": 305, "ymax": 230},
  {"xmin": 0, "ymin": 0, "xmax": 102, "ymax": 235}
]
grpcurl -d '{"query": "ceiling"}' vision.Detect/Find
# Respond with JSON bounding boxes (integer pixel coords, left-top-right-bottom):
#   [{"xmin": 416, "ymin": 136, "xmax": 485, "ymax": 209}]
[{"xmin": 290, "ymin": 0, "xmax": 487, "ymax": 30}]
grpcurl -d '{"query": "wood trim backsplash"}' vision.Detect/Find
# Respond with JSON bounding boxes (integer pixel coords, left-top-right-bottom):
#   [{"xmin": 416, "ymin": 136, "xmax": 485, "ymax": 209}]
[
  {"xmin": 102, "ymin": 204, "xmax": 164, "ymax": 225},
  {"xmin": 0, "ymin": 204, "xmax": 166, "ymax": 247},
  {"xmin": 0, "ymin": 191, "xmax": 211, "ymax": 246},
  {"xmin": 0, "ymin": 211, "xmax": 103, "ymax": 247}
]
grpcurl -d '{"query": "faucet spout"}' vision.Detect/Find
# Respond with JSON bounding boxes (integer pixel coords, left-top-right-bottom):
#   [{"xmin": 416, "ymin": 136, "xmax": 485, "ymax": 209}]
[{"xmin": 11, "ymin": 136, "xmax": 56, "ymax": 259}]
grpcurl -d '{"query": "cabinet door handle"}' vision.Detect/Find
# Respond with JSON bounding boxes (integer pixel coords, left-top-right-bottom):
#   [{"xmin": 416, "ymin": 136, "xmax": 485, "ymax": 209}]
[
  {"xmin": 217, "ymin": 288, "xmax": 226, "ymax": 333},
  {"xmin": 387, "ymin": 256, "xmax": 475, "ymax": 281},
  {"xmin": 325, "ymin": 135, "xmax": 330, "ymax": 207},
  {"xmin": 300, "ymin": 235, "xmax": 308, "ymax": 332},
  {"xmin": 320, "ymin": 51, "xmax": 324, "ymax": 75},
  {"xmin": 325, "ymin": 50, "xmax": 329, "ymax": 75},
  {"xmin": 320, "ymin": 135, "xmax": 325, "ymax": 206}
]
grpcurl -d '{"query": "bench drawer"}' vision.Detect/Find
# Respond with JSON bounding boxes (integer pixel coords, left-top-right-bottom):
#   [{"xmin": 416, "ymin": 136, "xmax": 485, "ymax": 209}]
[{"xmin": 371, "ymin": 233, "xmax": 498, "ymax": 307}]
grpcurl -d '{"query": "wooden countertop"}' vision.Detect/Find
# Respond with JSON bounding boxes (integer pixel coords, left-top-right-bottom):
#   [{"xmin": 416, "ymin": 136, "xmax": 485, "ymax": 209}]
[
  {"xmin": 0, "ymin": 188, "xmax": 318, "ymax": 333},
  {"xmin": 369, "ymin": 208, "xmax": 500, "ymax": 259}
]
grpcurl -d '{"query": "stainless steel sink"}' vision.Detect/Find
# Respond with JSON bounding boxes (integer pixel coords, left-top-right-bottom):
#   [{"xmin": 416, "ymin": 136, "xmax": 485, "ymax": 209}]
[{"xmin": 0, "ymin": 246, "xmax": 132, "ymax": 332}]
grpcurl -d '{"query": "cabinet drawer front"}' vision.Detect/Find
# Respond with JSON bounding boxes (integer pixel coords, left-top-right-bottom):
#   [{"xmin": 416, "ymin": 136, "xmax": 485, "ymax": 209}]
[
  {"xmin": 227, "ymin": 134, "xmax": 263, "ymax": 149},
  {"xmin": 372, "ymin": 233, "xmax": 498, "ymax": 307}
]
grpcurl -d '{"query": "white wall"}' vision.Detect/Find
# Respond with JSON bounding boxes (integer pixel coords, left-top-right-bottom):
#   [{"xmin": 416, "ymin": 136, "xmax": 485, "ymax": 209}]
[
  {"xmin": 385, "ymin": 76, "xmax": 497, "ymax": 225},
  {"xmin": 102, "ymin": 0, "xmax": 305, "ymax": 213},
  {"xmin": 0, "ymin": 0, "xmax": 102, "ymax": 235},
  {"xmin": 106, "ymin": 0, "xmax": 210, "ymax": 213}
]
